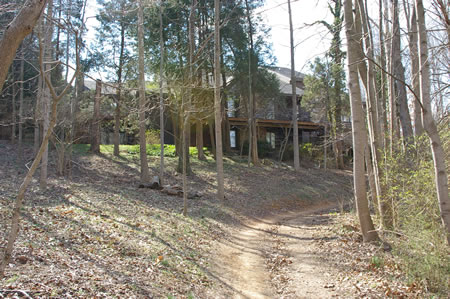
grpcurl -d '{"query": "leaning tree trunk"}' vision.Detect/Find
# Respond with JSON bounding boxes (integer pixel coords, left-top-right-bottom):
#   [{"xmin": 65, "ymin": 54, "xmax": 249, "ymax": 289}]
[
  {"xmin": 138, "ymin": 0, "xmax": 150, "ymax": 183},
  {"xmin": 0, "ymin": 0, "xmax": 48, "ymax": 92},
  {"xmin": 344, "ymin": 0, "xmax": 378, "ymax": 242},
  {"xmin": 415, "ymin": 0, "xmax": 450, "ymax": 244}
]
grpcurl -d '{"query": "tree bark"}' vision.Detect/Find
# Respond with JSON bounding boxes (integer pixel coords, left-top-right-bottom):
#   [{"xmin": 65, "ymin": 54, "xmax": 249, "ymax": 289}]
[
  {"xmin": 159, "ymin": 2, "xmax": 165, "ymax": 183},
  {"xmin": 288, "ymin": 0, "xmax": 300, "ymax": 171},
  {"xmin": 39, "ymin": 0, "xmax": 54, "ymax": 190},
  {"xmin": 357, "ymin": 0, "xmax": 392, "ymax": 228},
  {"xmin": 138, "ymin": 0, "xmax": 149, "ymax": 183},
  {"xmin": 407, "ymin": 6, "xmax": 424, "ymax": 137},
  {"xmin": 245, "ymin": 0, "xmax": 259, "ymax": 167},
  {"xmin": 391, "ymin": 0, "xmax": 414, "ymax": 144},
  {"xmin": 344, "ymin": 0, "xmax": 378, "ymax": 242},
  {"xmin": 196, "ymin": 120, "xmax": 206, "ymax": 160},
  {"xmin": 90, "ymin": 80, "xmax": 101, "ymax": 154},
  {"xmin": 415, "ymin": 0, "xmax": 450, "ymax": 244},
  {"xmin": 214, "ymin": 0, "xmax": 225, "ymax": 201},
  {"xmin": 114, "ymin": 21, "xmax": 126, "ymax": 157},
  {"xmin": 18, "ymin": 43, "xmax": 25, "ymax": 160}
]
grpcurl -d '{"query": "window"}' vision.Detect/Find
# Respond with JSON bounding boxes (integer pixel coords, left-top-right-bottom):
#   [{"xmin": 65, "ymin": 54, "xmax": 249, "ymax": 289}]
[
  {"xmin": 266, "ymin": 132, "xmax": 276, "ymax": 149},
  {"xmin": 230, "ymin": 130, "xmax": 236, "ymax": 148}
]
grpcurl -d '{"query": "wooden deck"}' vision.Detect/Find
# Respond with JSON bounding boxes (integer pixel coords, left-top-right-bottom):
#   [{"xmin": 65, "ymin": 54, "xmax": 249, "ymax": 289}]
[{"xmin": 228, "ymin": 117, "xmax": 323, "ymax": 130}]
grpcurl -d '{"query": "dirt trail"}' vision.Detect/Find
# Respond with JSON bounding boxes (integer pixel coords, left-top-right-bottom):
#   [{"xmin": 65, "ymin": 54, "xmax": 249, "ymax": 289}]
[{"xmin": 212, "ymin": 202, "xmax": 339, "ymax": 298}]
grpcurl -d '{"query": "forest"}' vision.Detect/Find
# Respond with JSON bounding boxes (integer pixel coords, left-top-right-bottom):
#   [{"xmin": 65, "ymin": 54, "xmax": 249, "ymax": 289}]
[{"xmin": 0, "ymin": 0, "xmax": 448, "ymax": 297}]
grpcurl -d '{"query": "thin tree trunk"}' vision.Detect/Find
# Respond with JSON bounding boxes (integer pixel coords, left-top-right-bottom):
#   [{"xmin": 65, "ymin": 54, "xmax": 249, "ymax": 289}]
[
  {"xmin": 159, "ymin": 2, "xmax": 165, "ymax": 183},
  {"xmin": 344, "ymin": 0, "xmax": 378, "ymax": 242},
  {"xmin": 12, "ymin": 64, "xmax": 17, "ymax": 145},
  {"xmin": 391, "ymin": 0, "xmax": 414, "ymax": 144},
  {"xmin": 209, "ymin": 119, "xmax": 216, "ymax": 159},
  {"xmin": 245, "ymin": 0, "xmax": 258, "ymax": 167},
  {"xmin": 114, "ymin": 24, "xmax": 125, "ymax": 157},
  {"xmin": 90, "ymin": 80, "xmax": 101, "ymax": 154},
  {"xmin": 407, "ymin": 6, "xmax": 424, "ymax": 137},
  {"xmin": 288, "ymin": 0, "xmax": 300, "ymax": 171},
  {"xmin": 196, "ymin": 120, "xmax": 206, "ymax": 160},
  {"xmin": 214, "ymin": 0, "xmax": 224, "ymax": 201},
  {"xmin": 18, "ymin": 43, "xmax": 25, "ymax": 160},
  {"xmin": 415, "ymin": 0, "xmax": 450, "ymax": 244},
  {"xmin": 39, "ymin": 0, "xmax": 54, "ymax": 190},
  {"xmin": 138, "ymin": 0, "xmax": 149, "ymax": 183}
]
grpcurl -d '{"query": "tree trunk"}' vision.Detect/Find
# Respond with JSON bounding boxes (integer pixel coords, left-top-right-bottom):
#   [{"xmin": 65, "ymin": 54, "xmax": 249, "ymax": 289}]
[
  {"xmin": 138, "ymin": 0, "xmax": 149, "ymax": 183},
  {"xmin": 196, "ymin": 120, "xmax": 206, "ymax": 160},
  {"xmin": 344, "ymin": 0, "xmax": 378, "ymax": 242},
  {"xmin": 90, "ymin": 80, "xmax": 101, "ymax": 154},
  {"xmin": 245, "ymin": 0, "xmax": 258, "ymax": 167},
  {"xmin": 288, "ymin": 0, "xmax": 300, "ymax": 171},
  {"xmin": 357, "ymin": 0, "xmax": 392, "ymax": 228},
  {"xmin": 12, "ymin": 64, "xmax": 17, "ymax": 145},
  {"xmin": 214, "ymin": 0, "xmax": 225, "ymax": 200},
  {"xmin": 18, "ymin": 44, "xmax": 25, "ymax": 160},
  {"xmin": 407, "ymin": 6, "xmax": 424, "ymax": 137},
  {"xmin": 114, "ymin": 23, "xmax": 126, "ymax": 157},
  {"xmin": 391, "ymin": 0, "xmax": 414, "ymax": 144},
  {"xmin": 415, "ymin": 0, "xmax": 450, "ymax": 244},
  {"xmin": 39, "ymin": 0, "xmax": 54, "ymax": 190},
  {"xmin": 0, "ymin": 0, "xmax": 48, "ymax": 92},
  {"xmin": 159, "ymin": 3, "xmax": 165, "ymax": 183}
]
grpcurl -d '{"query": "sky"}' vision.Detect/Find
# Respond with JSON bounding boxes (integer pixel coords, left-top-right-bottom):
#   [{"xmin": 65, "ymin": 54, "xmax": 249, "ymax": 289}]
[{"xmin": 256, "ymin": 0, "xmax": 335, "ymax": 73}]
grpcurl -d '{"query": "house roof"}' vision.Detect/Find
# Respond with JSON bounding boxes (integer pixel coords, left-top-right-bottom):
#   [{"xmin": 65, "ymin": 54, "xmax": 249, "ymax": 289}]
[
  {"xmin": 267, "ymin": 67, "xmax": 304, "ymax": 97},
  {"xmin": 84, "ymin": 80, "xmax": 118, "ymax": 95}
]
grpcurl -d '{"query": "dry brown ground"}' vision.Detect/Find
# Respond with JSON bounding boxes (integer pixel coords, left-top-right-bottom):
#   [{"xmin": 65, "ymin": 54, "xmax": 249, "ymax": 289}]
[{"xmin": 0, "ymin": 141, "xmax": 427, "ymax": 298}]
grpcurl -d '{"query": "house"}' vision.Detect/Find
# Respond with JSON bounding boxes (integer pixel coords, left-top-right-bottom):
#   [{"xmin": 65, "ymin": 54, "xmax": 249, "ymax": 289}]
[{"xmin": 226, "ymin": 66, "xmax": 324, "ymax": 155}]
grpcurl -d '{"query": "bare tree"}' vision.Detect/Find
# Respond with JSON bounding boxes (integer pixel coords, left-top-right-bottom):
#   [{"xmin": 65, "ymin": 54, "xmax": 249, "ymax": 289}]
[{"xmin": 0, "ymin": 34, "xmax": 79, "ymax": 279}]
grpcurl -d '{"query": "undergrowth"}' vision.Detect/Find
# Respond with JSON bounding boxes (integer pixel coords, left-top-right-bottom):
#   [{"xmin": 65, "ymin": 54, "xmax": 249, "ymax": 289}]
[{"xmin": 380, "ymin": 125, "xmax": 450, "ymax": 296}]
